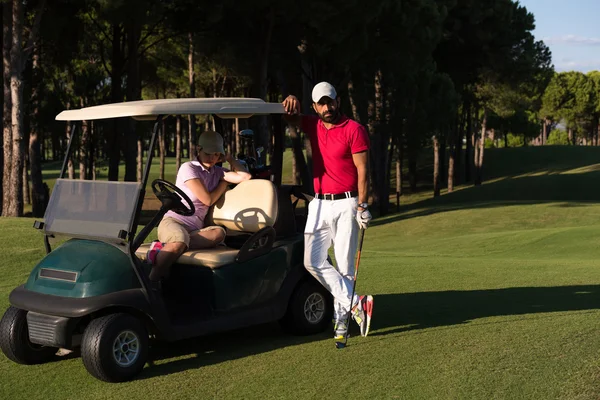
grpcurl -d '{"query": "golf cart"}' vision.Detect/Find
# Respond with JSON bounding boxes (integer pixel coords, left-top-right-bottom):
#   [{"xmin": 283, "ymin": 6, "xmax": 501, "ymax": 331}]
[{"xmin": 0, "ymin": 98, "xmax": 333, "ymax": 382}]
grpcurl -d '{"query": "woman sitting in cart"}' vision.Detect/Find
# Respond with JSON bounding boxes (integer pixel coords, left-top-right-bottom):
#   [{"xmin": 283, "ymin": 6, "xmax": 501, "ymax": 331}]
[{"xmin": 147, "ymin": 130, "xmax": 251, "ymax": 282}]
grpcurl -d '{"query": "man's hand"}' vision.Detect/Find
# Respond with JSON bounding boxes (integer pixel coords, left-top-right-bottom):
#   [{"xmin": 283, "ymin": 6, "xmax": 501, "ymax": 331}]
[
  {"xmin": 356, "ymin": 208, "xmax": 372, "ymax": 230},
  {"xmin": 282, "ymin": 95, "xmax": 301, "ymax": 115}
]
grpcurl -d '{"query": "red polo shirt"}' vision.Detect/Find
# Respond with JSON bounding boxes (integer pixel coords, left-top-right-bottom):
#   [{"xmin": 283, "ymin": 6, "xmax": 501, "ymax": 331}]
[{"xmin": 301, "ymin": 115, "xmax": 369, "ymax": 194}]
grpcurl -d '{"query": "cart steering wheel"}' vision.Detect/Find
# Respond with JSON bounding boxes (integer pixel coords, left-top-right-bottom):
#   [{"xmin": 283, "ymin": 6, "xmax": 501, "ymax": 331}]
[{"xmin": 151, "ymin": 179, "xmax": 195, "ymax": 216}]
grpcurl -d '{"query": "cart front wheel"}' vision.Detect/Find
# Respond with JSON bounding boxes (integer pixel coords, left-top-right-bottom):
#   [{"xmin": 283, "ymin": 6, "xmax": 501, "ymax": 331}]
[
  {"xmin": 0, "ymin": 306, "xmax": 56, "ymax": 364},
  {"xmin": 81, "ymin": 313, "xmax": 149, "ymax": 382}
]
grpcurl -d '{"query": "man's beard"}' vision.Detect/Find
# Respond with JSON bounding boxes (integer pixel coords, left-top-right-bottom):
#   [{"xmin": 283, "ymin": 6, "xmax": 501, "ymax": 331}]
[{"xmin": 318, "ymin": 108, "xmax": 340, "ymax": 123}]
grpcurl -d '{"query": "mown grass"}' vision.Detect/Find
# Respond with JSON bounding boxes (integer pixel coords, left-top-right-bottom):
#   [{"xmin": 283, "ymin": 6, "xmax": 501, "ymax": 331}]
[{"xmin": 3, "ymin": 145, "xmax": 600, "ymax": 399}]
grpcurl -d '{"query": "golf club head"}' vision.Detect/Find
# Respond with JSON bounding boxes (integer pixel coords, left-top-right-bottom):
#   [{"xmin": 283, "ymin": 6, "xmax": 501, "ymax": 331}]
[
  {"xmin": 256, "ymin": 146, "xmax": 264, "ymax": 167},
  {"xmin": 335, "ymin": 341, "xmax": 346, "ymax": 349}
]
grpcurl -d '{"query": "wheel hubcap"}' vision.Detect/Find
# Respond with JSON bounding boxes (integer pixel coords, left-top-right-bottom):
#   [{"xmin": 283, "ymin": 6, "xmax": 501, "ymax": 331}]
[
  {"xmin": 304, "ymin": 293, "xmax": 325, "ymax": 324},
  {"xmin": 112, "ymin": 330, "xmax": 139, "ymax": 367}
]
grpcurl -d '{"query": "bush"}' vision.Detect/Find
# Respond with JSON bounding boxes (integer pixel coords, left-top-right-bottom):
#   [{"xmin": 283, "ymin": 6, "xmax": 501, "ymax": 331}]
[
  {"xmin": 507, "ymin": 134, "xmax": 525, "ymax": 147},
  {"xmin": 546, "ymin": 129, "xmax": 569, "ymax": 145},
  {"xmin": 484, "ymin": 138, "xmax": 495, "ymax": 148}
]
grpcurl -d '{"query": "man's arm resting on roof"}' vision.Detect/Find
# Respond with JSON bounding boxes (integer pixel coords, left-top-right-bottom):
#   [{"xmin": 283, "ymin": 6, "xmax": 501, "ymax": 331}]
[{"xmin": 282, "ymin": 95, "xmax": 302, "ymax": 127}]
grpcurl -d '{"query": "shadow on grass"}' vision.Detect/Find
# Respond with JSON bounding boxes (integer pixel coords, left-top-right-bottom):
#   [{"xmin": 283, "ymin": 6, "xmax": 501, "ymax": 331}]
[
  {"xmin": 137, "ymin": 323, "xmax": 329, "ymax": 380},
  {"xmin": 375, "ymin": 170, "xmax": 600, "ymax": 227},
  {"xmin": 136, "ymin": 284, "xmax": 600, "ymax": 378},
  {"xmin": 370, "ymin": 284, "xmax": 600, "ymax": 337}
]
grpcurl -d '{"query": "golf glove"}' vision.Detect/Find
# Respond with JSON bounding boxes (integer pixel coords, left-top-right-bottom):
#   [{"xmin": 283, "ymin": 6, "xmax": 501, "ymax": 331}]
[{"xmin": 356, "ymin": 208, "xmax": 372, "ymax": 230}]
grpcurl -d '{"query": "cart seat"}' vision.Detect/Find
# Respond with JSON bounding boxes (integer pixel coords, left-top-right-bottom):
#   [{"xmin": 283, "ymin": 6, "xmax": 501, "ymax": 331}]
[
  {"xmin": 136, "ymin": 244, "xmax": 239, "ymax": 269},
  {"xmin": 135, "ymin": 179, "xmax": 279, "ymax": 269}
]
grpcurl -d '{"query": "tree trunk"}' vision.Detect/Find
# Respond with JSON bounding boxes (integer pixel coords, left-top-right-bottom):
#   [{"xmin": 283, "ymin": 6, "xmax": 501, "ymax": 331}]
[
  {"xmin": 234, "ymin": 118, "xmax": 240, "ymax": 158},
  {"xmin": 567, "ymin": 128, "xmax": 573, "ymax": 145},
  {"xmin": 137, "ymin": 135, "xmax": 143, "ymax": 183},
  {"xmin": 297, "ymin": 40, "xmax": 315, "ymax": 181},
  {"xmin": 447, "ymin": 150, "xmax": 455, "ymax": 193},
  {"xmin": 395, "ymin": 134, "xmax": 403, "ymax": 210},
  {"xmin": 453, "ymin": 104, "xmax": 466, "ymax": 185},
  {"xmin": 188, "ymin": 32, "xmax": 196, "ymax": 160},
  {"xmin": 447, "ymin": 122, "xmax": 457, "ymax": 193},
  {"xmin": 79, "ymin": 99, "xmax": 88, "ymax": 180},
  {"xmin": 175, "ymin": 115, "xmax": 182, "ymax": 172},
  {"xmin": 464, "ymin": 105, "xmax": 472, "ymax": 183},
  {"xmin": 367, "ymin": 97, "xmax": 378, "ymax": 204},
  {"xmin": 125, "ymin": 17, "xmax": 141, "ymax": 182},
  {"xmin": 369, "ymin": 69, "xmax": 389, "ymax": 215},
  {"xmin": 433, "ymin": 136, "xmax": 440, "ymax": 197},
  {"xmin": 271, "ymin": 117, "xmax": 283, "ymax": 186},
  {"xmin": 2, "ymin": 1, "xmax": 11, "ymax": 215},
  {"xmin": 87, "ymin": 121, "xmax": 95, "ymax": 180},
  {"xmin": 408, "ymin": 154, "xmax": 417, "ymax": 192},
  {"xmin": 22, "ymin": 154, "xmax": 29, "ymax": 205},
  {"xmin": 251, "ymin": 8, "xmax": 274, "ymax": 158},
  {"xmin": 439, "ymin": 133, "xmax": 446, "ymax": 186},
  {"xmin": 594, "ymin": 117, "xmax": 600, "ymax": 146},
  {"xmin": 8, "ymin": 0, "xmax": 24, "ymax": 216},
  {"xmin": 108, "ymin": 23, "xmax": 124, "ymax": 181},
  {"xmin": 287, "ymin": 124, "xmax": 310, "ymax": 190},
  {"xmin": 474, "ymin": 109, "xmax": 487, "ymax": 186},
  {"xmin": 347, "ymin": 79, "xmax": 362, "ymax": 124},
  {"xmin": 540, "ymin": 121, "xmax": 545, "ymax": 146},
  {"xmin": 159, "ymin": 118, "xmax": 165, "ymax": 179},
  {"xmin": 66, "ymin": 122, "xmax": 74, "ymax": 179},
  {"xmin": 386, "ymin": 134, "xmax": 394, "ymax": 202},
  {"xmin": 51, "ymin": 128, "xmax": 59, "ymax": 161},
  {"xmin": 291, "ymin": 141, "xmax": 298, "ymax": 185}
]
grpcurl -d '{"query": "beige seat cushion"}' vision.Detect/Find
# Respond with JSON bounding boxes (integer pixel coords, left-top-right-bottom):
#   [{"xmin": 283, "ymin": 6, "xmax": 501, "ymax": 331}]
[
  {"xmin": 207, "ymin": 179, "xmax": 278, "ymax": 232},
  {"xmin": 135, "ymin": 243, "xmax": 238, "ymax": 269}
]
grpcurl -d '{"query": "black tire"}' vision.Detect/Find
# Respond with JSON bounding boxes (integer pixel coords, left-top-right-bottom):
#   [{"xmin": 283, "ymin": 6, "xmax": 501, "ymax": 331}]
[
  {"xmin": 280, "ymin": 278, "xmax": 333, "ymax": 335},
  {"xmin": 0, "ymin": 306, "xmax": 56, "ymax": 364},
  {"xmin": 81, "ymin": 313, "xmax": 148, "ymax": 383}
]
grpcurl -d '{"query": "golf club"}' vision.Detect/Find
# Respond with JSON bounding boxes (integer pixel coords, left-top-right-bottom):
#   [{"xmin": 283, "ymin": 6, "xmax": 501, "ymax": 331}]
[{"xmin": 336, "ymin": 228, "xmax": 366, "ymax": 349}]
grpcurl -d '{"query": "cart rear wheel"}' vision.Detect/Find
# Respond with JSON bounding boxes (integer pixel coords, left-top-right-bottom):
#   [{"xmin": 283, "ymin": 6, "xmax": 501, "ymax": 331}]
[
  {"xmin": 81, "ymin": 313, "xmax": 148, "ymax": 382},
  {"xmin": 0, "ymin": 306, "xmax": 56, "ymax": 364}
]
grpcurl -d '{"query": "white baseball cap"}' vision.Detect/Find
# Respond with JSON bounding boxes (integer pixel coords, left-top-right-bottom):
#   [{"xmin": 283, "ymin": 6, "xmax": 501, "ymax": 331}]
[
  {"xmin": 311, "ymin": 82, "xmax": 337, "ymax": 103},
  {"xmin": 198, "ymin": 130, "xmax": 225, "ymax": 155}
]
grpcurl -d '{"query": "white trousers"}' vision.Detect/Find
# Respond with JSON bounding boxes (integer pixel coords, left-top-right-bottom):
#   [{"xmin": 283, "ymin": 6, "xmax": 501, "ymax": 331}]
[{"xmin": 304, "ymin": 197, "xmax": 360, "ymax": 321}]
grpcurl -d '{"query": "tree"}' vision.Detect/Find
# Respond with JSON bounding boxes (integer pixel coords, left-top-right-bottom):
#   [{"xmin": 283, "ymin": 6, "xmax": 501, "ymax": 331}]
[
  {"xmin": 2, "ymin": 0, "xmax": 46, "ymax": 217},
  {"xmin": 542, "ymin": 72, "xmax": 595, "ymax": 145}
]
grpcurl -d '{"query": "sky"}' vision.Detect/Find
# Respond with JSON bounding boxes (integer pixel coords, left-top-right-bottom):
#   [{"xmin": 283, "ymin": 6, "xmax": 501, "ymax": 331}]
[{"xmin": 518, "ymin": 0, "xmax": 600, "ymax": 73}]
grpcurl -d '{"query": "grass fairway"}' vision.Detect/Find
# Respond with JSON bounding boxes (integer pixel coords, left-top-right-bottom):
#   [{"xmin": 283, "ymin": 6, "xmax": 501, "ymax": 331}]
[{"xmin": 3, "ymin": 146, "xmax": 600, "ymax": 399}]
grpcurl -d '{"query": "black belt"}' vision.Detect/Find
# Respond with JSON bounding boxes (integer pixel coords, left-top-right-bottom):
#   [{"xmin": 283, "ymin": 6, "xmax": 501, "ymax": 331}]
[{"xmin": 314, "ymin": 191, "xmax": 358, "ymax": 200}]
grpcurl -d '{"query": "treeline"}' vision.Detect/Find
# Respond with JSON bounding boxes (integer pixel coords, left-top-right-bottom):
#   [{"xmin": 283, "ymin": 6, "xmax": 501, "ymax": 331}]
[
  {"xmin": 0, "ymin": 0, "xmax": 563, "ymax": 218},
  {"xmin": 539, "ymin": 71, "xmax": 600, "ymax": 146}
]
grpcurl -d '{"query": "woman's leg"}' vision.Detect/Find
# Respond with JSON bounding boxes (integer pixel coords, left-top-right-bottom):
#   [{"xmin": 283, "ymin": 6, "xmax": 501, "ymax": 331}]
[
  {"xmin": 150, "ymin": 218, "xmax": 190, "ymax": 281},
  {"xmin": 188, "ymin": 226, "xmax": 226, "ymax": 249}
]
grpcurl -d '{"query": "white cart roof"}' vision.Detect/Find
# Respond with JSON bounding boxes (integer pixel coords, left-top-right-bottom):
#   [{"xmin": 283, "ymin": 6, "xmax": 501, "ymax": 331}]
[{"xmin": 56, "ymin": 98, "xmax": 285, "ymax": 121}]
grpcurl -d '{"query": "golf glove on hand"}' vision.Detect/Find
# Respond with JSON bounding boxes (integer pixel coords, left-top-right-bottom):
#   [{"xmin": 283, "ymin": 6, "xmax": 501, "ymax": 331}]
[{"xmin": 356, "ymin": 208, "xmax": 372, "ymax": 230}]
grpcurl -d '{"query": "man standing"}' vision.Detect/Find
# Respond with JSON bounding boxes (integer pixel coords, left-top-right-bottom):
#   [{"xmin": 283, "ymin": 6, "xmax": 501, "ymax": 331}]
[{"xmin": 283, "ymin": 82, "xmax": 374, "ymax": 342}]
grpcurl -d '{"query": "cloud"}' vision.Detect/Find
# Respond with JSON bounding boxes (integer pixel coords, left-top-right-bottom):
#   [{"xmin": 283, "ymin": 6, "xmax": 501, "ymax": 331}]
[
  {"xmin": 543, "ymin": 35, "xmax": 600, "ymax": 46},
  {"xmin": 554, "ymin": 59, "xmax": 600, "ymax": 72}
]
